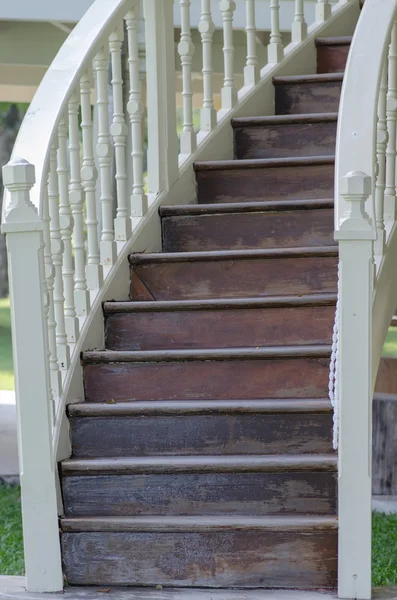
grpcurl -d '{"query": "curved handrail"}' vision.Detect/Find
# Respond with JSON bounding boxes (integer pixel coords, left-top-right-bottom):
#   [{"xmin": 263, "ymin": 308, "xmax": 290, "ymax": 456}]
[
  {"xmin": 2, "ymin": 0, "xmax": 130, "ymax": 218},
  {"xmin": 335, "ymin": 0, "xmax": 397, "ymax": 230}
]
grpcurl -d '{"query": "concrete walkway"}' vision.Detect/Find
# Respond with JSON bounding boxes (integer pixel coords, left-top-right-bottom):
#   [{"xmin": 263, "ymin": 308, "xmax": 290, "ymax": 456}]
[
  {"xmin": 1, "ymin": 579, "xmax": 397, "ymax": 600},
  {"xmin": 0, "ymin": 391, "xmax": 17, "ymax": 480}
]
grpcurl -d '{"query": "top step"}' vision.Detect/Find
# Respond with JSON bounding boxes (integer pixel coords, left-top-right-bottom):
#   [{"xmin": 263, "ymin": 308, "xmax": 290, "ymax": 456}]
[{"xmin": 316, "ymin": 36, "xmax": 352, "ymax": 74}]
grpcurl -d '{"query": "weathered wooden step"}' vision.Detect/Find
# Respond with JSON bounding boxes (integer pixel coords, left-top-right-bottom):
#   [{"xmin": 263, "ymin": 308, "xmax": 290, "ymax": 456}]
[
  {"xmin": 232, "ymin": 114, "xmax": 337, "ymax": 160},
  {"xmin": 61, "ymin": 455, "xmax": 337, "ymax": 518},
  {"xmin": 194, "ymin": 156, "xmax": 334, "ymax": 203},
  {"xmin": 61, "ymin": 515, "xmax": 338, "ymax": 588},
  {"xmin": 161, "ymin": 199, "xmax": 335, "ymax": 252},
  {"xmin": 82, "ymin": 346, "xmax": 331, "ymax": 402},
  {"xmin": 129, "ymin": 247, "xmax": 338, "ymax": 301},
  {"xmin": 273, "ymin": 73, "xmax": 343, "ymax": 115},
  {"xmin": 104, "ymin": 294, "xmax": 336, "ymax": 350},
  {"xmin": 68, "ymin": 398, "xmax": 334, "ymax": 457},
  {"xmin": 316, "ymin": 37, "xmax": 352, "ymax": 74}
]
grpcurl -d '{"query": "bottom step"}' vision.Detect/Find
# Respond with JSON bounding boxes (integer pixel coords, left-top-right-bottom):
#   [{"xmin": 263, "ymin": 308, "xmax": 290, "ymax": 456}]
[{"xmin": 61, "ymin": 516, "xmax": 337, "ymax": 589}]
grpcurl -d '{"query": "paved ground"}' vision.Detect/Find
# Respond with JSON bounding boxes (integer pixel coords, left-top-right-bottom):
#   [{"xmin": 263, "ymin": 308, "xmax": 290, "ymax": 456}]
[
  {"xmin": 0, "ymin": 392, "xmax": 18, "ymax": 479},
  {"xmin": 1, "ymin": 579, "xmax": 397, "ymax": 600}
]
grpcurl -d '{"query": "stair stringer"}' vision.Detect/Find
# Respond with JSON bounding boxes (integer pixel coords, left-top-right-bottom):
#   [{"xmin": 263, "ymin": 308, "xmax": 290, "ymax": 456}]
[{"xmin": 55, "ymin": 0, "xmax": 360, "ymax": 467}]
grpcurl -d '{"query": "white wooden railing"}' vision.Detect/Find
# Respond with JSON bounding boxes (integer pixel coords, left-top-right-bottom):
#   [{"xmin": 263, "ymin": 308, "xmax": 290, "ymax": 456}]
[
  {"xmin": 2, "ymin": 0, "xmax": 359, "ymax": 593},
  {"xmin": 335, "ymin": 1, "xmax": 397, "ymax": 598}
]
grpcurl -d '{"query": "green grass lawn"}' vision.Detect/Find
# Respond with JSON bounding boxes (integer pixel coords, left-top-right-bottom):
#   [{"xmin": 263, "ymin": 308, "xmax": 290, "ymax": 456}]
[
  {"xmin": 0, "ymin": 485, "xmax": 24, "ymax": 575},
  {"xmin": 373, "ymin": 512, "xmax": 397, "ymax": 586},
  {"xmin": 0, "ymin": 297, "xmax": 14, "ymax": 390}
]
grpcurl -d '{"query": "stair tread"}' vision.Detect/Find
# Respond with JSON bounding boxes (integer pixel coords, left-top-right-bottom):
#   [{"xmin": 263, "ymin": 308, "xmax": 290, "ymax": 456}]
[
  {"xmin": 62, "ymin": 454, "xmax": 337, "ymax": 475},
  {"xmin": 194, "ymin": 155, "xmax": 335, "ymax": 171},
  {"xmin": 128, "ymin": 246, "xmax": 338, "ymax": 265},
  {"xmin": 104, "ymin": 293, "xmax": 337, "ymax": 314},
  {"xmin": 82, "ymin": 345, "xmax": 332, "ymax": 364},
  {"xmin": 232, "ymin": 113, "xmax": 338, "ymax": 127},
  {"xmin": 68, "ymin": 398, "xmax": 333, "ymax": 417},
  {"xmin": 61, "ymin": 514, "xmax": 338, "ymax": 533},
  {"xmin": 159, "ymin": 198, "xmax": 334, "ymax": 217},
  {"xmin": 273, "ymin": 73, "xmax": 344, "ymax": 84},
  {"xmin": 316, "ymin": 36, "xmax": 352, "ymax": 46}
]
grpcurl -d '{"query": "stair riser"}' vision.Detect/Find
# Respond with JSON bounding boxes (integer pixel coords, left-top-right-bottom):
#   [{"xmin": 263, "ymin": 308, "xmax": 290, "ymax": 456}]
[
  {"xmin": 130, "ymin": 256, "xmax": 338, "ymax": 301},
  {"xmin": 195, "ymin": 164, "xmax": 334, "ymax": 203},
  {"xmin": 161, "ymin": 209, "xmax": 335, "ymax": 252},
  {"xmin": 83, "ymin": 357, "xmax": 330, "ymax": 402},
  {"xmin": 317, "ymin": 45, "xmax": 350, "ymax": 74},
  {"xmin": 70, "ymin": 412, "xmax": 334, "ymax": 457},
  {"xmin": 62, "ymin": 530, "xmax": 337, "ymax": 587},
  {"xmin": 275, "ymin": 82, "xmax": 342, "ymax": 115},
  {"xmin": 63, "ymin": 471, "xmax": 337, "ymax": 517},
  {"xmin": 233, "ymin": 121, "xmax": 337, "ymax": 160},
  {"xmin": 105, "ymin": 305, "xmax": 335, "ymax": 350}
]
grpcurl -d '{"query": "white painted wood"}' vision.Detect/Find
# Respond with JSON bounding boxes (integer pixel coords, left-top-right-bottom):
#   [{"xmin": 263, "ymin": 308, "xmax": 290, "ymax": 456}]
[
  {"xmin": 94, "ymin": 46, "xmax": 117, "ymax": 267},
  {"xmin": 43, "ymin": 172, "xmax": 62, "ymax": 402},
  {"xmin": 291, "ymin": 0, "xmax": 308, "ymax": 42},
  {"xmin": 110, "ymin": 25, "xmax": 132, "ymax": 240},
  {"xmin": 144, "ymin": 0, "xmax": 178, "ymax": 197},
  {"xmin": 374, "ymin": 64, "xmax": 387, "ymax": 257},
  {"xmin": 198, "ymin": 0, "xmax": 217, "ymax": 141},
  {"xmin": 48, "ymin": 143, "xmax": 70, "ymax": 371},
  {"xmin": 244, "ymin": 0, "xmax": 259, "ymax": 87},
  {"xmin": 315, "ymin": 0, "xmax": 332, "ymax": 23},
  {"xmin": 335, "ymin": 172, "xmax": 375, "ymax": 600},
  {"xmin": 384, "ymin": 22, "xmax": 397, "ymax": 224},
  {"xmin": 57, "ymin": 116, "xmax": 80, "ymax": 343},
  {"xmin": 178, "ymin": 0, "xmax": 197, "ymax": 163},
  {"xmin": 219, "ymin": 0, "xmax": 238, "ymax": 115},
  {"xmin": 125, "ymin": 5, "xmax": 148, "ymax": 217},
  {"xmin": 268, "ymin": 0, "xmax": 284, "ymax": 63},
  {"xmin": 2, "ymin": 158, "xmax": 63, "ymax": 593},
  {"xmin": 80, "ymin": 71, "xmax": 104, "ymax": 291},
  {"xmin": 68, "ymin": 90, "xmax": 91, "ymax": 317}
]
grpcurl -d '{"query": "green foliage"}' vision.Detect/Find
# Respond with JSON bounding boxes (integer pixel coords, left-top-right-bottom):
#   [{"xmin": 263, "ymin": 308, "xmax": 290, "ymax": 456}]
[
  {"xmin": 373, "ymin": 512, "xmax": 397, "ymax": 586},
  {"xmin": 383, "ymin": 327, "xmax": 397, "ymax": 357},
  {"xmin": 0, "ymin": 298, "xmax": 14, "ymax": 390},
  {"xmin": 0, "ymin": 485, "xmax": 24, "ymax": 575}
]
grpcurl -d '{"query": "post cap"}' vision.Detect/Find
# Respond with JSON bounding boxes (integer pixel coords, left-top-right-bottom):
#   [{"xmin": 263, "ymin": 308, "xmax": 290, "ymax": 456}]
[
  {"xmin": 2, "ymin": 158, "xmax": 35, "ymax": 189},
  {"xmin": 340, "ymin": 171, "xmax": 371, "ymax": 197}
]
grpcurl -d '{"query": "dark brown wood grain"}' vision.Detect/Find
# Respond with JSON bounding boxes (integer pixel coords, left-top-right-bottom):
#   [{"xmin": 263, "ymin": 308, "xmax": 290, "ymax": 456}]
[
  {"xmin": 233, "ymin": 116, "xmax": 337, "ymax": 159},
  {"xmin": 61, "ymin": 527, "xmax": 337, "ymax": 587},
  {"xmin": 129, "ymin": 254, "xmax": 338, "ymax": 300},
  {"xmin": 195, "ymin": 160, "xmax": 334, "ymax": 203},
  {"xmin": 372, "ymin": 393, "xmax": 397, "ymax": 495},
  {"xmin": 273, "ymin": 75, "xmax": 343, "ymax": 115},
  {"xmin": 69, "ymin": 410, "xmax": 333, "ymax": 457},
  {"xmin": 316, "ymin": 38, "xmax": 351, "ymax": 74},
  {"xmin": 161, "ymin": 208, "xmax": 335, "ymax": 251},
  {"xmin": 62, "ymin": 469, "xmax": 337, "ymax": 517},
  {"xmin": 105, "ymin": 304, "xmax": 335, "ymax": 350},
  {"xmin": 83, "ymin": 356, "xmax": 330, "ymax": 402}
]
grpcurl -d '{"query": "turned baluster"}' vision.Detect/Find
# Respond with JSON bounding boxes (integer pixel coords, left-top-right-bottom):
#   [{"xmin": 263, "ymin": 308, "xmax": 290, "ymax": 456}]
[
  {"xmin": 244, "ymin": 0, "xmax": 259, "ymax": 87},
  {"xmin": 198, "ymin": 0, "xmax": 216, "ymax": 140},
  {"xmin": 178, "ymin": 0, "xmax": 197, "ymax": 161},
  {"xmin": 291, "ymin": 0, "xmax": 307, "ymax": 43},
  {"xmin": 219, "ymin": 0, "xmax": 237, "ymax": 114},
  {"xmin": 268, "ymin": 0, "xmax": 284, "ymax": 64}
]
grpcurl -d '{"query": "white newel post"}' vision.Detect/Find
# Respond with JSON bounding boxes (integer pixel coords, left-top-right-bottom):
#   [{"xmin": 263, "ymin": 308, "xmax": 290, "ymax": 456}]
[
  {"xmin": 336, "ymin": 172, "xmax": 375, "ymax": 600},
  {"xmin": 2, "ymin": 158, "xmax": 63, "ymax": 593},
  {"xmin": 144, "ymin": 0, "xmax": 178, "ymax": 198}
]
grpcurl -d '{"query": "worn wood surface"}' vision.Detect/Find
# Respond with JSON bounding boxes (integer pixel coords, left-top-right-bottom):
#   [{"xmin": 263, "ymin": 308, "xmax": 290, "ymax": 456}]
[
  {"xmin": 375, "ymin": 357, "xmax": 397, "ymax": 394},
  {"xmin": 62, "ymin": 468, "xmax": 337, "ymax": 517},
  {"xmin": 83, "ymin": 356, "xmax": 330, "ymax": 402},
  {"xmin": 70, "ymin": 410, "xmax": 333, "ymax": 457},
  {"xmin": 161, "ymin": 208, "xmax": 335, "ymax": 252},
  {"xmin": 373, "ymin": 393, "xmax": 397, "ymax": 495},
  {"xmin": 195, "ymin": 159, "xmax": 334, "ymax": 203},
  {"xmin": 129, "ymin": 254, "xmax": 338, "ymax": 300},
  {"xmin": 273, "ymin": 74, "xmax": 343, "ymax": 115},
  {"xmin": 316, "ymin": 38, "xmax": 351, "ymax": 74},
  {"xmin": 233, "ymin": 115, "xmax": 337, "ymax": 160},
  {"xmin": 61, "ymin": 526, "xmax": 337, "ymax": 587},
  {"xmin": 105, "ymin": 304, "xmax": 335, "ymax": 350}
]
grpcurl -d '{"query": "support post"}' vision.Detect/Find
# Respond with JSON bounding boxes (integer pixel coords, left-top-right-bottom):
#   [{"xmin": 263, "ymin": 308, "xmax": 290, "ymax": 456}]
[
  {"xmin": 2, "ymin": 158, "xmax": 63, "ymax": 593},
  {"xmin": 336, "ymin": 171, "xmax": 375, "ymax": 600},
  {"xmin": 144, "ymin": 0, "xmax": 178, "ymax": 198}
]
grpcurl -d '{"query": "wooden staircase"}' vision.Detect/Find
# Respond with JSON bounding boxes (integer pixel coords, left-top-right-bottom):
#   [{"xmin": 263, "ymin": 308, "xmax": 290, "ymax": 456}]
[{"xmin": 60, "ymin": 37, "xmax": 351, "ymax": 589}]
